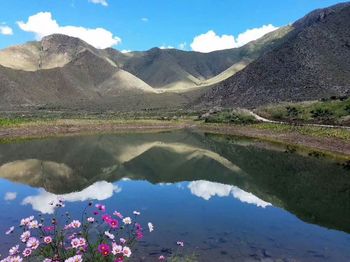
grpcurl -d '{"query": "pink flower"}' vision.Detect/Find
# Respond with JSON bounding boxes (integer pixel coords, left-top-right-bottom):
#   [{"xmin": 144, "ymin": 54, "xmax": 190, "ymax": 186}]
[
  {"xmin": 119, "ymin": 238, "xmax": 126, "ymax": 244},
  {"xmin": 78, "ymin": 238, "xmax": 86, "ymax": 247},
  {"xmin": 5, "ymin": 226, "xmax": 14, "ymax": 235},
  {"xmin": 87, "ymin": 217, "xmax": 95, "ymax": 223},
  {"xmin": 43, "ymin": 226, "xmax": 54, "ymax": 232},
  {"xmin": 109, "ymin": 219, "xmax": 119, "ymax": 228},
  {"xmin": 111, "ymin": 243, "xmax": 123, "ymax": 255},
  {"xmin": 43, "ymin": 259, "xmax": 52, "ymax": 262},
  {"xmin": 22, "ymin": 248, "xmax": 32, "ymax": 257},
  {"xmin": 20, "ymin": 216, "xmax": 34, "ymax": 226},
  {"xmin": 95, "ymin": 204, "xmax": 106, "ymax": 212},
  {"xmin": 71, "ymin": 238, "xmax": 81, "ymax": 249},
  {"xmin": 44, "ymin": 236, "xmax": 52, "ymax": 244},
  {"xmin": 20, "ymin": 231, "xmax": 30, "ymax": 243},
  {"xmin": 102, "ymin": 215, "xmax": 112, "ymax": 223},
  {"xmin": 8, "ymin": 256, "xmax": 23, "ymax": 262},
  {"xmin": 26, "ymin": 237, "xmax": 39, "ymax": 250},
  {"xmin": 113, "ymin": 211, "xmax": 123, "ymax": 219},
  {"xmin": 122, "ymin": 246, "xmax": 132, "ymax": 258},
  {"xmin": 159, "ymin": 255, "xmax": 166, "ymax": 261},
  {"xmin": 114, "ymin": 258, "xmax": 123, "ymax": 262},
  {"xmin": 9, "ymin": 245, "xmax": 19, "ymax": 255},
  {"xmin": 98, "ymin": 244, "xmax": 110, "ymax": 257}
]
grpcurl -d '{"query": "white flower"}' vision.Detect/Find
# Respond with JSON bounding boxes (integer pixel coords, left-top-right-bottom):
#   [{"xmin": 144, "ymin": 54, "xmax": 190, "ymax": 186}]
[
  {"xmin": 148, "ymin": 222, "xmax": 154, "ymax": 232},
  {"xmin": 87, "ymin": 217, "xmax": 95, "ymax": 223},
  {"xmin": 20, "ymin": 216, "xmax": 34, "ymax": 226},
  {"xmin": 9, "ymin": 256, "xmax": 23, "ymax": 262},
  {"xmin": 64, "ymin": 255, "xmax": 82, "ymax": 262},
  {"xmin": 111, "ymin": 243, "xmax": 123, "ymax": 255},
  {"xmin": 20, "ymin": 231, "xmax": 31, "ymax": 243},
  {"xmin": 22, "ymin": 248, "xmax": 32, "ymax": 257},
  {"xmin": 122, "ymin": 217, "xmax": 132, "ymax": 225},
  {"xmin": 133, "ymin": 211, "xmax": 141, "ymax": 216},
  {"xmin": 9, "ymin": 245, "xmax": 19, "ymax": 256},
  {"xmin": 120, "ymin": 238, "xmax": 126, "ymax": 244},
  {"xmin": 104, "ymin": 231, "xmax": 115, "ymax": 240},
  {"xmin": 26, "ymin": 237, "xmax": 39, "ymax": 250},
  {"xmin": 5, "ymin": 226, "xmax": 14, "ymax": 235},
  {"xmin": 28, "ymin": 220, "xmax": 39, "ymax": 229},
  {"xmin": 71, "ymin": 220, "xmax": 81, "ymax": 228},
  {"xmin": 122, "ymin": 246, "xmax": 132, "ymax": 257},
  {"xmin": 43, "ymin": 259, "xmax": 52, "ymax": 262}
]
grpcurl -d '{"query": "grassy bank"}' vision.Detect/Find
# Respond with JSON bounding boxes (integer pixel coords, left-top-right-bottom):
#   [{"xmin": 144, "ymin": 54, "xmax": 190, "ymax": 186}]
[{"xmin": 257, "ymin": 97, "xmax": 350, "ymax": 125}]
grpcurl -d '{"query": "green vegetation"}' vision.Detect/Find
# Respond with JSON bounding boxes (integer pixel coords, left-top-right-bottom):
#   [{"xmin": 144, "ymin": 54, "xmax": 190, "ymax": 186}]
[
  {"xmin": 203, "ymin": 110, "xmax": 257, "ymax": 124},
  {"xmin": 258, "ymin": 97, "xmax": 350, "ymax": 125},
  {"xmin": 0, "ymin": 117, "xmax": 33, "ymax": 127},
  {"xmin": 251, "ymin": 123, "xmax": 350, "ymax": 140}
]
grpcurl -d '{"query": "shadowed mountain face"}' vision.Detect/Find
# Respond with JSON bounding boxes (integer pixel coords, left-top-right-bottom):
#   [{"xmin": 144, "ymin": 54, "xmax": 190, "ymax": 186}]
[
  {"xmin": 198, "ymin": 3, "xmax": 350, "ymax": 108},
  {"xmin": 0, "ymin": 131, "xmax": 349, "ymax": 233}
]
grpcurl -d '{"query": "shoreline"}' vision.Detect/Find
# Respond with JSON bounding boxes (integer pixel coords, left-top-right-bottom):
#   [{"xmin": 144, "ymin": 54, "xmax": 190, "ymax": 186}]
[{"xmin": 0, "ymin": 119, "xmax": 349, "ymax": 159}]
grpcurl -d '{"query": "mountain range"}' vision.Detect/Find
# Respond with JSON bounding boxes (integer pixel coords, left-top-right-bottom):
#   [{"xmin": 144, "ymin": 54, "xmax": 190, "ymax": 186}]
[{"xmin": 0, "ymin": 2, "xmax": 349, "ymax": 111}]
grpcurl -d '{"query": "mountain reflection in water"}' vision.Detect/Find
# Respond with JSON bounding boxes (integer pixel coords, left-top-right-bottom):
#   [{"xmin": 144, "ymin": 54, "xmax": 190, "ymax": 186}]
[{"xmin": 0, "ymin": 131, "xmax": 349, "ymax": 261}]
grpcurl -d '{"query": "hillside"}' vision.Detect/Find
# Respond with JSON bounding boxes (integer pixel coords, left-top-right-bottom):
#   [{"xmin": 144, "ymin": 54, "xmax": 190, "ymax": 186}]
[{"xmin": 198, "ymin": 2, "xmax": 350, "ymax": 108}]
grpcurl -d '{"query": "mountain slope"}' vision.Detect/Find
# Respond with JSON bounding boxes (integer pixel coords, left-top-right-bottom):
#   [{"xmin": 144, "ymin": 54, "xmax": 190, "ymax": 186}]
[
  {"xmin": 199, "ymin": 2, "xmax": 350, "ymax": 108},
  {"xmin": 111, "ymin": 26, "xmax": 291, "ymax": 90}
]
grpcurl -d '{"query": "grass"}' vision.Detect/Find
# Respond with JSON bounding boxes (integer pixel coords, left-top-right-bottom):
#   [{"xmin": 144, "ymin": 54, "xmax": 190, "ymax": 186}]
[
  {"xmin": 202, "ymin": 109, "xmax": 257, "ymax": 124},
  {"xmin": 250, "ymin": 123, "xmax": 350, "ymax": 140},
  {"xmin": 257, "ymin": 97, "xmax": 350, "ymax": 125}
]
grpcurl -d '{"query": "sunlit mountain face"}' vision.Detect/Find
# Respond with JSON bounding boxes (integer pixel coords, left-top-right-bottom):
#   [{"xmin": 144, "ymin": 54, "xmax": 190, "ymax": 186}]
[{"xmin": 0, "ymin": 131, "xmax": 349, "ymax": 261}]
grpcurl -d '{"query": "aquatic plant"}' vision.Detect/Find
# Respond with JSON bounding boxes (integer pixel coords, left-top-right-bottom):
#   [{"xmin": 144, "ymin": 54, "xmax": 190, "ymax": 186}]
[{"xmin": 1, "ymin": 199, "xmax": 154, "ymax": 262}]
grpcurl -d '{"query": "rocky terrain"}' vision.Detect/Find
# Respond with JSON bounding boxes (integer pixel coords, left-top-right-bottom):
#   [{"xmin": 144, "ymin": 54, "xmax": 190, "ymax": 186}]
[{"xmin": 198, "ymin": 2, "xmax": 350, "ymax": 108}]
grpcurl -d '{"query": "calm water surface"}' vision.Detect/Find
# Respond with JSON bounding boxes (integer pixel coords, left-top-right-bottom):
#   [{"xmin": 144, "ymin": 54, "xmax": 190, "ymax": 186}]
[{"xmin": 0, "ymin": 131, "xmax": 349, "ymax": 261}]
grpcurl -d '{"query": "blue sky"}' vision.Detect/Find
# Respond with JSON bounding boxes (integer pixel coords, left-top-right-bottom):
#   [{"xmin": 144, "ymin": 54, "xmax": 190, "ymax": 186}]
[{"xmin": 0, "ymin": 0, "xmax": 346, "ymax": 52}]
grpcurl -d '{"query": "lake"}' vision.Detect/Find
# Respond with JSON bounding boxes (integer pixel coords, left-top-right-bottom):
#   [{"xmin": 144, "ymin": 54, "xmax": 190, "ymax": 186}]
[{"xmin": 0, "ymin": 130, "xmax": 349, "ymax": 261}]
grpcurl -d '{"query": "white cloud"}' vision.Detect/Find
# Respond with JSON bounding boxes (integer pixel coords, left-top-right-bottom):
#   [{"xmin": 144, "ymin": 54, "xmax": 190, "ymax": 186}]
[
  {"xmin": 188, "ymin": 180, "xmax": 272, "ymax": 208},
  {"xmin": 178, "ymin": 42, "xmax": 187, "ymax": 50},
  {"xmin": 4, "ymin": 192, "xmax": 17, "ymax": 201},
  {"xmin": 17, "ymin": 12, "xmax": 121, "ymax": 49},
  {"xmin": 191, "ymin": 24, "xmax": 278, "ymax": 53},
  {"xmin": 22, "ymin": 181, "xmax": 121, "ymax": 214},
  {"xmin": 89, "ymin": 0, "xmax": 108, "ymax": 6},
  {"xmin": 0, "ymin": 25, "xmax": 13, "ymax": 35},
  {"xmin": 121, "ymin": 49, "xmax": 132, "ymax": 53},
  {"xmin": 141, "ymin": 18, "xmax": 149, "ymax": 22}
]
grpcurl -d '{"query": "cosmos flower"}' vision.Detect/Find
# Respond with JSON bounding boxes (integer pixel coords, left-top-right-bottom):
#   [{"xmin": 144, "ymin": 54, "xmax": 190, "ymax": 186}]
[
  {"xmin": 113, "ymin": 211, "xmax": 123, "ymax": 219},
  {"xmin": 20, "ymin": 231, "xmax": 30, "ymax": 243},
  {"xmin": 71, "ymin": 238, "xmax": 81, "ymax": 249},
  {"xmin": 148, "ymin": 222, "xmax": 154, "ymax": 232},
  {"xmin": 87, "ymin": 217, "xmax": 95, "ymax": 223},
  {"xmin": 105, "ymin": 231, "xmax": 115, "ymax": 240},
  {"xmin": 43, "ymin": 236, "xmax": 52, "ymax": 244},
  {"xmin": 64, "ymin": 255, "xmax": 82, "ymax": 262},
  {"xmin": 122, "ymin": 217, "xmax": 132, "ymax": 225},
  {"xmin": 109, "ymin": 219, "xmax": 119, "ymax": 228},
  {"xmin": 26, "ymin": 237, "xmax": 39, "ymax": 250},
  {"xmin": 98, "ymin": 244, "xmax": 110, "ymax": 257},
  {"xmin": 9, "ymin": 245, "xmax": 19, "ymax": 256},
  {"xmin": 176, "ymin": 241, "xmax": 184, "ymax": 247},
  {"xmin": 22, "ymin": 248, "xmax": 32, "ymax": 257},
  {"xmin": 122, "ymin": 246, "xmax": 132, "ymax": 258},
  {"xmin": 133, "ymin": 211, "xmax": 141, "ymax": 216},
  {"xmin": 111, "ymin": 243, "xmax": 123, "ymax": 255},
  {"xmin": 5, "ymin": 226, "xmax": 14, "ymax": 235},
  {"xmin": 28, "ymin": 220, "xmax": 39, "ymax": 229}
]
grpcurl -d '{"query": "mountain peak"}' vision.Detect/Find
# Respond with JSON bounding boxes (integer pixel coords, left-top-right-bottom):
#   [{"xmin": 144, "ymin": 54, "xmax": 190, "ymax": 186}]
[{"xmin": 293, "ymin": 2, "xmax": 350, "ymax": 29}]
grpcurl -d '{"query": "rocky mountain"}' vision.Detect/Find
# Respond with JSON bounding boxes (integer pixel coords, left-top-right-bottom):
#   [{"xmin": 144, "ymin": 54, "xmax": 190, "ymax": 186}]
[
  {"xmin": 0, "ymin": 25, "xmax": 289, "ymax": 110},
  {"xmin": 198, "ymin": 2, "xmax": 350, "ymax": 108}
]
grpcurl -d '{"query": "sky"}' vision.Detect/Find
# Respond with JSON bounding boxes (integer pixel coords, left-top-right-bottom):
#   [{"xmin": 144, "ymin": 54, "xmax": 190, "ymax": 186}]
[{"xmin": 0, "ymin": 0, "xmax": 346, "ymax": 52}]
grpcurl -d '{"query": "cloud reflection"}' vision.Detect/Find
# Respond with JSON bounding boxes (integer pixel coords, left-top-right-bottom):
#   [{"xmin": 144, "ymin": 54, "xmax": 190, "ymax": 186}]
[
  {"xmin": 188, "ymin": 180, "xmax": 272, "ymax": 208},
  {"xmin": 22, "ymin": 181, "xmax": 121, "ymax": 214}
]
